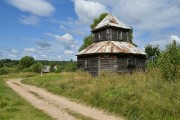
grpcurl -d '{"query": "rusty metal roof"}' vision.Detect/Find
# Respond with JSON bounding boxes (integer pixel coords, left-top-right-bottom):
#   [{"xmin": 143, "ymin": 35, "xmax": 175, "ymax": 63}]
[
  {"xmin": 93, "ymin": 14, "xmax": 131, "ymax": 30},
  {"xmin": 77, "ymin": 41, "xmax": 146, "ymax": 56}
]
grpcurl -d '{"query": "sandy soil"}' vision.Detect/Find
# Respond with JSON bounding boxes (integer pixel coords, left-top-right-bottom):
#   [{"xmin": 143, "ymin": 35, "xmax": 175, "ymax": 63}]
[{"xmin": 6, "ymin": 79, "xmax": 124, "ymax": 120}]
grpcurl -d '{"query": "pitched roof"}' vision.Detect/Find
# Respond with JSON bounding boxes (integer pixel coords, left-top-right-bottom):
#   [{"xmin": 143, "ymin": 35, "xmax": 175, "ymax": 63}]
[
  {"xmin": 93, "ymin": 14, "xmax": 131, "ymax": 30},
  {"xmin": 77, "ymin": 41, "xmax": 146, "ymax": 56}
]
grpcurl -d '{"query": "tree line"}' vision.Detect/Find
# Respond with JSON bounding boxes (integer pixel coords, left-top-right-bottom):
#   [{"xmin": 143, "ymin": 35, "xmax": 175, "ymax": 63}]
[{"xmin": 0, "ymin": 57, "xmax": 77, "ymax": 75}]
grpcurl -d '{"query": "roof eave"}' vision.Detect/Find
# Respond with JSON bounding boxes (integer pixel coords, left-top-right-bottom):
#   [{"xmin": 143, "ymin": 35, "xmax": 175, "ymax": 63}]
[
  {"xmin": 92, "ymin": 25, "xmax": 131, "ymax": 32},
  {"xmin": 77, "ymin": 52, "xmax": 146, "ymax": 56}
]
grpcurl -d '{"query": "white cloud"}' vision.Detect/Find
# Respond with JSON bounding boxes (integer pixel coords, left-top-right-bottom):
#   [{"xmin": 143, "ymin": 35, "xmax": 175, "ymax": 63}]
[
  {"xmin": 36, "ymin": 41, "xmax": 51, "ymax": 49},
  {"xmin": 60, "ymin": 24, "xmax": 86, "ymax": 36},
  {"xmin": 20, "ymin": 15, "xmax": 40, "ymax": 25},
  {"xmin": 24, "ymin": 48, "xmax": 37, "ymax": 53},
  {"xmin": 72, "ymin": 0, "xmax": 180, "ymax": 50},
  {"xmin": 94, "ymin": 0, "xmax": 180, "ymax": 30},
  {"xmin": 40, "ymin": 54, "xmax": 47, "ymax": 59},
  {"xmin": 170, "ymin": 35, "xmax": 180, "ymax": 44},
  {"xmin": 150, "ymin": 35, "xmax": 180, "ymax": 48},
  {"xmin": 74, "ymin": 0, "xmax": 107, "ymax": 24},
  {"xmin": 11, "ymin": 49, "xmax": 19, "ymax": 54},
  {"xmin": 8, "ymin": 0, "xmax": 55, "ymax": 16},
  {"xmin": 150, "ymin": 39, "xmax": 168, "ymax": 47},
  {"xmin": 64, "ymin": 50, "xmax": 73, "ymax": 55},
  {"xmin": 46, "ymin": 33, "xmax": 76, "ymax": 49},
  {"xmin": 8, "ymin": 54, "xmax": 17, "ymax": 58},
  {"xmin": 55, "ymin": 33, "xmax": 74, "ymax": 44}
]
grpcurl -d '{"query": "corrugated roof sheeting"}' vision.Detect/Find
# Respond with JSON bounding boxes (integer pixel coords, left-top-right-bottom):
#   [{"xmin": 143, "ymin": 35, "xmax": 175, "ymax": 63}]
[
  {"xmin": 93, "ymin": 14, "xmax": 131, "ymax": 30},
  {"xmin": 77, "ymin": 41, "xmax": 146, "ymax": 55}
]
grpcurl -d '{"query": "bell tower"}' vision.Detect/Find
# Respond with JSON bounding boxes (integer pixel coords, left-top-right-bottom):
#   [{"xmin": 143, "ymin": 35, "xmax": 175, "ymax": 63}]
[{"xmin": 92, "ymin": 14, "xmax": 131, "ymax": 43}]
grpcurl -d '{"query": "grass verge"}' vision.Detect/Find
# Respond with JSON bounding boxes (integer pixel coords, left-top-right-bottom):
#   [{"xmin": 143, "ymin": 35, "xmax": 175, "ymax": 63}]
[
  {"xmin": 0, "ymin": 76, "xmax": 53, "ymax": 120},
  {"xmin": 22, "ymin": 70, "xmax": 180, "ymax": 120}
]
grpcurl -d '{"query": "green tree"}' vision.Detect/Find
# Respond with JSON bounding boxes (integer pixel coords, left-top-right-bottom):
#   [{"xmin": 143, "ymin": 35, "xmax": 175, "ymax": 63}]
[
  {"xmin": 31, "ymin": 63, "xmax": 43, "ymax": 73},
  {"xmin": 0, "ymin": 62, "xmax": 3, "ymax": 68},
  {"xmin": 158, "ymin": 40, "xmax": 180, "ymax": 81},
  {"xmin": 129, "ymin": 28, "xmax": 136, "ymax": 46},
  {"xmin": 79, "ymin": 13, "xmax": 108, "ymax": 52},
  {"xmin": 79, "ymin": 35, "xmax": 93, "ymax": 52},
  {"xmin": 90, "ymin": 13, "xmax": 108, "ymax": 30},
  {"xmin": 20, "ymin": 56, "xmax": 35, "ymax": 68},
  {"xmin": 145, "ymin": 44, "xmax": 160, "ymax": 61}
]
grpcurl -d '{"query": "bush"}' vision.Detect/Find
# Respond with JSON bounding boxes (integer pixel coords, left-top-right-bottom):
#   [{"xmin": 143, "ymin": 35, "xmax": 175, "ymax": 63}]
[
  {"xmin": 31, "ymin": 63, "xmax": 43, "ymax": 73},
  {"xmin": 23, "ymin": 68, "xmax": 33, "ymax": 72},
  {"xmin": 64, "ymin": 62, "xmax": 77, "ymax": 72},
  {"xmin": 0, "ymin": 68, "xmax": 8, "ymax": 75},
  {"xmin": 0, "ymin": 62, "xmax": 3, "ymax": 68},
  {"xmin": 57, "ymin": 62, "xmax": 77, "ymax": 72},
  {"xmin": 16, "ymin": 65, "xmax": 25, "ymax": 72},
  {"xmin": 158, "ymin": 41, "xmax": 180, "ymax": 81}
]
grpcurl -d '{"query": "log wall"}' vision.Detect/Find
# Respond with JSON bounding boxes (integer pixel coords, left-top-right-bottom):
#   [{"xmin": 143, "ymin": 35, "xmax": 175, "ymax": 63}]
[
  {"xmin": 93, "ymin": 27, "xmax": 130, "ymax": 43},
  {"xmin": 77, "ymin": 54, "xmax": 146, "ymax": 76},
  {"xmin": 77, "ymin": 56, "xmax": 99, "ymax": 76}
]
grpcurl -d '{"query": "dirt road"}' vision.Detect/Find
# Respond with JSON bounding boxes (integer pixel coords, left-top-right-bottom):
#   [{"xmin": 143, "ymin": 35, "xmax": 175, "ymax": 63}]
[{"xmin": 6, "ymin": 79, "xmax": 124, "ymax": 120}]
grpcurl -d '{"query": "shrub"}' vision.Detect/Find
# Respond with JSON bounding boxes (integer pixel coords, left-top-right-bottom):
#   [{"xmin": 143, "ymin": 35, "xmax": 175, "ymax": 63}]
[
  {"xmin": 57, "ymin": 62, "xmax": 77, "ymax": 72},
  {"xmin": 16, "ymin": 65, "xmax": 25, "ymax": 72},
  {"xmin": 31, "ymin": 63, "xmax": 43, "ymax": 73},
  {"xmin": 0, "ymin": 68, "xmax": 8, "ymax": 75},
  {"xmin": 158, "ymin": 41, "xmax": 180, "ymax": 81},
  {"xmin": 64, "ymin": 62, "xmax": 77, "ymax": 72},
  {"xmin": 0, "ymin": 62, "xmax": 3, "ymax": 68},
  {"xmin": 23, "ymin": 68, "xmax": 33, "ymax": 72}
]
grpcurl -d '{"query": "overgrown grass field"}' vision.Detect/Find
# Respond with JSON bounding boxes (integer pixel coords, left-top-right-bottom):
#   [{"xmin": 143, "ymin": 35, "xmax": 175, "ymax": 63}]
[
  {"xmin": 22, "ymin": 69, "xmax": 180, "ymax": 120},
  {"xmin": 0, "ymin": 74, "xmax": 53, "ymax": 120}
]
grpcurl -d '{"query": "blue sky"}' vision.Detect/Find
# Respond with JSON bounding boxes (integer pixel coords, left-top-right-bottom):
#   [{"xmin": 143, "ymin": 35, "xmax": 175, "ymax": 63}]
[{"xmin": 0, "ymin": 0, "xmax": 180, "ymax": 60}]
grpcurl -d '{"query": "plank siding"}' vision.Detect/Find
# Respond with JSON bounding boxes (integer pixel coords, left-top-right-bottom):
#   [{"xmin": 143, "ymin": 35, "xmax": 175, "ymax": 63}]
[
  {"xmin": 78, "ymin": 54, "xmax": 145, "ymax": 75},
  {"xmin": 117, "ymin": 56, "xmax": 145, "ymax": 73},
  {"xmin": 93, "ymin": 27, "xmax": 130, "ymax": 42},
  {"xmin": 77, "ymin": 56, "xmax": 99, "ymax": 76},
  {"xmin": 99, "ymin": 58, "xmax": 117, "ymax": 71}
]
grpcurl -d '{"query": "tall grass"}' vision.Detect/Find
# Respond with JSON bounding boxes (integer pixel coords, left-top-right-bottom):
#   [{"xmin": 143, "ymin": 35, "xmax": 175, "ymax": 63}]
[
  {"xmin": 23, "ymin": 69, "xmax": 180, "ymax": 120},
  {"xmin": 0, "ymin": 77, "xmax": 53, "ymax": 120}
]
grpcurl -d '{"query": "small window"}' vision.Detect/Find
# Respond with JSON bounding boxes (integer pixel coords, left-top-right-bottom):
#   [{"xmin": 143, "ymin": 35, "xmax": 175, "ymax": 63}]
[
  {"xmin": 120, "ymin": 31, "xmax": 122, "ymax": 39},
  {"xmin": 85, "ymin": 60, "xmax": 90, "ymax": 69},
  {"xmin": 106, "ymin": 29, "xmax": 109, "ymax": 40},
  {"xmin": 98, "ymin": 32, "xmax": 101, "ymax": 40},
  {"xmin": 117, "ymin": 31, "xmax": 122, "ymax": 40},
  {"xmin": 127, "ymin": 57, "xmax": 136, "ymax": 67},
  {"xmin": 109, "ymin": 29, "xmax": 112, "ymax": 40},
  {"xmin": 127, "ymin": 32, "xmax": 129, "ymax": 41},
  {"xmin": 106, "ymin": 29, "xmax": 109, "ymax": 35}
]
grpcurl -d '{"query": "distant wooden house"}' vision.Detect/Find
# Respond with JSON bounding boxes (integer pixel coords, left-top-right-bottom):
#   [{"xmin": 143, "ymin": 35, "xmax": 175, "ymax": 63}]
[
  {"xmin": 42, "ymin": 66, "xmax": 50, "ymax": 73},
  {"xmin": 77, "ymin": 14, "xmax": 146, "ymax": 76}
]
